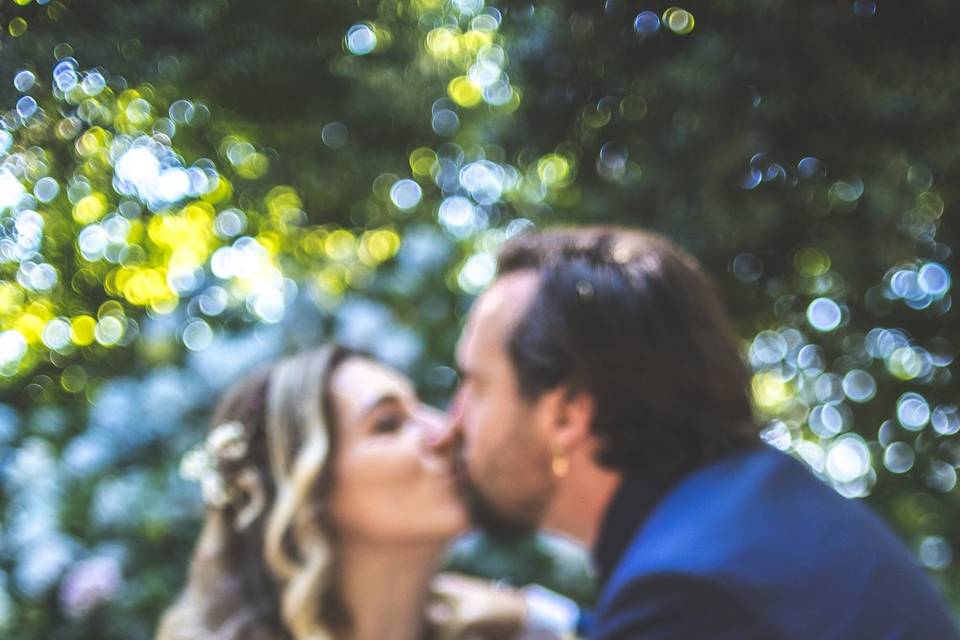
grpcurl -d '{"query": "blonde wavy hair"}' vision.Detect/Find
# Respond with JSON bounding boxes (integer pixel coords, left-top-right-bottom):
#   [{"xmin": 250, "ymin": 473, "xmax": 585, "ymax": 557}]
[{"xmin": 156, "ymin": 345, "xmax": 353, "ymax": 640}]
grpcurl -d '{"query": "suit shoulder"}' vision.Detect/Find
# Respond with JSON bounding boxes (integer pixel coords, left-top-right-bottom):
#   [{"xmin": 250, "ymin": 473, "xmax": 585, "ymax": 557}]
[
  {"xmin": 599, "ymin": 447, "xmax": 960, "ymax": 639},
  {"xmin": 623, "ymin": 447, "xmax": 905, "ymax": 571},
  {"xmin": 594, "ymin": 570, "xmax": 782, "ymax": 640}
]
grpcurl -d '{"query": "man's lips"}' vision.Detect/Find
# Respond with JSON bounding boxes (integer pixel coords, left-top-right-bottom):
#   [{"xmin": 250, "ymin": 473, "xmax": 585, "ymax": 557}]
[{"xmin": 452, "ymin": 455, "xmax": 470, "ymax": 483}]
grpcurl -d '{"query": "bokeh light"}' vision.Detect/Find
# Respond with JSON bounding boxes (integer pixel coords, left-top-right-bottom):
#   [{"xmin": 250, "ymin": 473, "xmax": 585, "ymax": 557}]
[
  {"xmin": 2, "ymin": 1, "xmax": 959, "ymax": 633},
  {"xmin": 897, "ymin": 392, "xmax": 931, "ymax": 431},
  {"xmin": 634, "ymin": 11, "xmax": 661, "ymax": 37},
  {"xmin": 807, "ymin": 297, "xmax": 843, "ymax": 332},
  {"xmin": 662, "ymin": 7, "xmax": 695, "ymax": 35},
  {"xmin": 345, "ymin": 23, "xmax": 378, "ymax": 55}
]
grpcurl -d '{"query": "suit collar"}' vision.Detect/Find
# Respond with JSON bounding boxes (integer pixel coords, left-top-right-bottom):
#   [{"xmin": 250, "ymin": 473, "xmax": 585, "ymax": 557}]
[
  {"xmin": 592, "ymin": 445, "xmax": 767, "ymax": 588},
  {"xmin": 593, "ymin": 472, "xmax": 675, "ymax": 588}
]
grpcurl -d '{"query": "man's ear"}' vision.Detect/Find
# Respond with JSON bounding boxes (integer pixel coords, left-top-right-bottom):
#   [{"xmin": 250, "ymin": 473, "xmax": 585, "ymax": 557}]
[{"xmin": 539, "ymin": 385, "xmax": 595, "ymax": 453}]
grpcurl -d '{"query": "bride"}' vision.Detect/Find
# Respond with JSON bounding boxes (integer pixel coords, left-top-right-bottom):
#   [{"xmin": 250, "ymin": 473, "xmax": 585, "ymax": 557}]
[{"xmin": 156, "ymin": 345, "xmax": 529, "ymax": 640}]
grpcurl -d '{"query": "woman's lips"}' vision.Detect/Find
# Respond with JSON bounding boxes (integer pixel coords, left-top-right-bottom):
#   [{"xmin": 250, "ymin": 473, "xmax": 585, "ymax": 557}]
[{"xmin": 421, "ymin": 453, "xmax": 457, "ymax": 477}]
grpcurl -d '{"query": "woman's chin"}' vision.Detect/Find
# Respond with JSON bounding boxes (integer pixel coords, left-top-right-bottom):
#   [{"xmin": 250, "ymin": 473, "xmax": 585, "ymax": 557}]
[
  {"xmin": 398, "ymin": 507, "xmax": 471, "ymax": 547},
  {"xmin": 432, "ymin": 504, "xmax": 471, "ymax": 542}
]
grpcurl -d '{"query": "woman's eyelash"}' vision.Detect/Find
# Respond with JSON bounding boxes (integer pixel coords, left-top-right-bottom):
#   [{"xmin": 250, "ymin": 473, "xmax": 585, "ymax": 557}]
[{"xmin": 373, "ymin": 414, "xmax": 404, "ymax": 434}]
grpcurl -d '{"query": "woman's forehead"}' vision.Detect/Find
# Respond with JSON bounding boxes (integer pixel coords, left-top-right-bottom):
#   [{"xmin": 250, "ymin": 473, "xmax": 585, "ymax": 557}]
[{"xmin": 330, "ymin": 357, "xmax": 415, "ymax": 417}]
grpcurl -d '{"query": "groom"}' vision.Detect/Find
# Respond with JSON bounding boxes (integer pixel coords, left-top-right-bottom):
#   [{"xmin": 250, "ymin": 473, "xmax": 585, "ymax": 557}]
[{"xmin": 434, "ymin": 226, "xmax": 959, "ymax": 638}]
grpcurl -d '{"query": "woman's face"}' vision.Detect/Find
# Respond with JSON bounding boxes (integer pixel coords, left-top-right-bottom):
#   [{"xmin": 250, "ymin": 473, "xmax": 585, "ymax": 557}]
[{"xmin": 328, "ymin": 357, "xmax": 468, "ymax": 546}]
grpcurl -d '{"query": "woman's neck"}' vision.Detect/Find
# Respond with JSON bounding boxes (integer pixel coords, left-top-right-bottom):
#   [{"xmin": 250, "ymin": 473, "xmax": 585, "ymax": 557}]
[{"xmin": 338, "ymin": 541, "xmax": 443, "ymax": 640}]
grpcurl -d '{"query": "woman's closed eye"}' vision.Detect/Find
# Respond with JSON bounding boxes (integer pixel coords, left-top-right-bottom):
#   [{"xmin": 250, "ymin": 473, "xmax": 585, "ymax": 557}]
[
  {"xmin": 363, "ymin": 395, "xmax": 416, "ymax": 435},
  {"xmin": 372, "ymin": 411, "xmax": 406, "ymax": 435}
]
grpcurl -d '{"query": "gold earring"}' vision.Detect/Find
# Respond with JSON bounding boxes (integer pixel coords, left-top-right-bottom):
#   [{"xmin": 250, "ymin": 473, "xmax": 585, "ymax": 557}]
[{"xmin": 552, "ymin": 445, "xmax": 570, "ymax": 478}]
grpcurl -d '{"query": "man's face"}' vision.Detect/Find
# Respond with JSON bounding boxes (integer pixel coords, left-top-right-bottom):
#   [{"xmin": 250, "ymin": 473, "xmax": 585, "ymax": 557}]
[{"xmin": 450, "ymin": 271, "xmax": 556, "ymax": 536}]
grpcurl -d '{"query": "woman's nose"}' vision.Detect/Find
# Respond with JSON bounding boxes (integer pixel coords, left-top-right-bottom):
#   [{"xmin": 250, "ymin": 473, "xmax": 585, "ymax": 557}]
[
  {"xmin": 414, "ymin": 404, "xmax": 456, "ymax": 451},
  {"xmin": 413, "ymin": 404, "xmax": 445, "ymax": 436}
]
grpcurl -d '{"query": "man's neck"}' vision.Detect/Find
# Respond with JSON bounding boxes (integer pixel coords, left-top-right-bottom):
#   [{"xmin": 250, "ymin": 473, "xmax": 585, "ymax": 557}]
[
  {"xmin": 542, "ymin": 447, "xmax": 621, "ymax": 548},
  {"xmin": 338, "ymin": 541, "xmax": 443, "ymax": 640}
]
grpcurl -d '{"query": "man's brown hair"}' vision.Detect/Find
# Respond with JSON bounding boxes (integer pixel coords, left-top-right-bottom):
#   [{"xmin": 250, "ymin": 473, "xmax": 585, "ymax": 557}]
[{"xmin": 497, "ymin": 226, "xmax": 758, "ymax": 479}]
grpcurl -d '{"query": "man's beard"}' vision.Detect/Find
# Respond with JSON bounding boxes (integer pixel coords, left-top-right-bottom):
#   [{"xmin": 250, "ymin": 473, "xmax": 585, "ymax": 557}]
[{"xmin": 455, "ymin": 459, "xmax": 537, "ymax": 540}]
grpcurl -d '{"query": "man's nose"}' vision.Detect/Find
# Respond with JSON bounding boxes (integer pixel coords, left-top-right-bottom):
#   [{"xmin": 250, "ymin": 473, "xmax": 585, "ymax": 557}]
[{"xmin": 419, "ymin": 401, "xmax": 460, "ymax": 454}]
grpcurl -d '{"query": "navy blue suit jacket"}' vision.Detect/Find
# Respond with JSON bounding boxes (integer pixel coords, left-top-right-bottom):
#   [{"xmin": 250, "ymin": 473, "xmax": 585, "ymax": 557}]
[{"xmin": 590, "ymin": 446, "xmax": 959, "ymax": 639}]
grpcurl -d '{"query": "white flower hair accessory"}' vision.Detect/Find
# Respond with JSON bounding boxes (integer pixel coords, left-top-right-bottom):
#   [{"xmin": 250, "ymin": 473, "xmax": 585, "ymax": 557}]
[{"xmin": 179, "ymin": 420, "xmax": 249, "ymax": 508}]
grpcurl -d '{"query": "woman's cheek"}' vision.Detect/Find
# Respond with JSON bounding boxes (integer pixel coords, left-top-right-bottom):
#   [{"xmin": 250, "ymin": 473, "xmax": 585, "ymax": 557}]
[{"xmin": 359, "ymin": 443, "xmax": 422, "ymax": 495}]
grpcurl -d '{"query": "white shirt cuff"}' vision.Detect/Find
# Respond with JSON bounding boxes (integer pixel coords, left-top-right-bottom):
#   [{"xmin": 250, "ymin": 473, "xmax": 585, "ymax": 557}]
[{"xmin": 522, "ymin": 584, "xmax": 579, "ymax": 637}]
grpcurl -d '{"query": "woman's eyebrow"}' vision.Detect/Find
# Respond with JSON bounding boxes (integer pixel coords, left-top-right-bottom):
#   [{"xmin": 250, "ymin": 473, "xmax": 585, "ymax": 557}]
[{"xmin": 358, "ymin": 392, "xmax": 410, "ymax": 419}]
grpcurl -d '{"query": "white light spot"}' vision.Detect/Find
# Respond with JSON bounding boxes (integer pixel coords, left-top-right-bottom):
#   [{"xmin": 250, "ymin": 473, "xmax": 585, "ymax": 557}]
[
  {"xmin": 182, "ymin": 320, "xmax": 214, "ymax": 351},
  {"xmin": 346, "ymin": 24, "xmax": 378, "ymax": 55},
  {"xmin": 918, "ymin": 263, "xmax": 950, "ymax": 297},
  {"xmin": 214, "ymin": 209, "xmax": 246, "ymax": 238},
  {"xmin": 897, "ymin": 392, "xmax": 930, "ymax": 431},
  {"xmin": 157, "ymin": 168, "xmax": 190, "ymax": 202},
  {"xmin": 458, "ymin": 252, "xmax": 496, "ymax": 294},
  {"xmin": 78, "ymin": 225, "xmax": 109, "ymax": 261},
  {"xmin": 42, "ymin": 319, "xmax": 72, "ymax": 350},
  {"xmin": 438, "ymin": 196, "xmax": 478, "ymax": 239},
  {"xmin": 919, "ymin": 536, "xmax": 953, "ymax": 570},
  {"xmin": 94, "ymin": 316, "xmax": 125, "ymax": 346},
  {"xmin": 927, "ymin": 461, "xmax": 957, "ymax": 493},
  {"xmin": 116, "ymin": 147, "xmax": 160, "ymax": 188},
  {"xmin": 16, "ymin": 96, "xmax": 38, "ymax": 119},
  {"xmin": 883, "ymin": 442, "xmax": 915, "ymax": 474},
  {"xmin": 826, "ymin": 435, "xmax": 870, "ymax": 483},
  {"xmin": 931, "ymin": 405, "xmax": 960, "ymax": 436},
  {"xmin": 0, "ymin": 173, "xmax": 25, "ymax": 210},
  {"xmin": 249, "ymin": 289, "xmax": 285, "ymax": 324},
  {"xmin": 749, "ymin": 330, "xmax": 788, "ymax": 366},
  {"xmin": 759, "ymin": 420, "xmax": 791, "ymax": 451},
  {"xmin": 459, "ymin": 161, "xmax": 504, "ymax": 205},
  {"xmin": 389, "ymin": 179, "xmax": 423, "ymax": 211},
  {"xmin": 34, "ymin": 177, "xmax": 60, "ymax": 203},
  {"xmin": 807, "ymin": 297, "xmax": 842, "ymax": 332},
  {"xmin": 0, "ymin": 331, "xmax": 27, "ymax": 369},
  {"xmin": 842, "ymin": 369, "xmax": 876, "ymax": 403},
  {"xmin": 14, "ymin": 70, "xmax": 36, "ymax": 92},
  {"xmin": 809, "ymin": 404, "xmax": 844, "ymax": 437}
]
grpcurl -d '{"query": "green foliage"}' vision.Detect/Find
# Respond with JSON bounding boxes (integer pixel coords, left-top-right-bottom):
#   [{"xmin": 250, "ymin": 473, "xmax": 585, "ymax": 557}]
[
  {"xmin": 446, "ymin": 532, "xmax": 597, "ymax": 606},
  {"xmin": 0, "ymin": 0, "xmax": 957, "ymax": 637}
]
